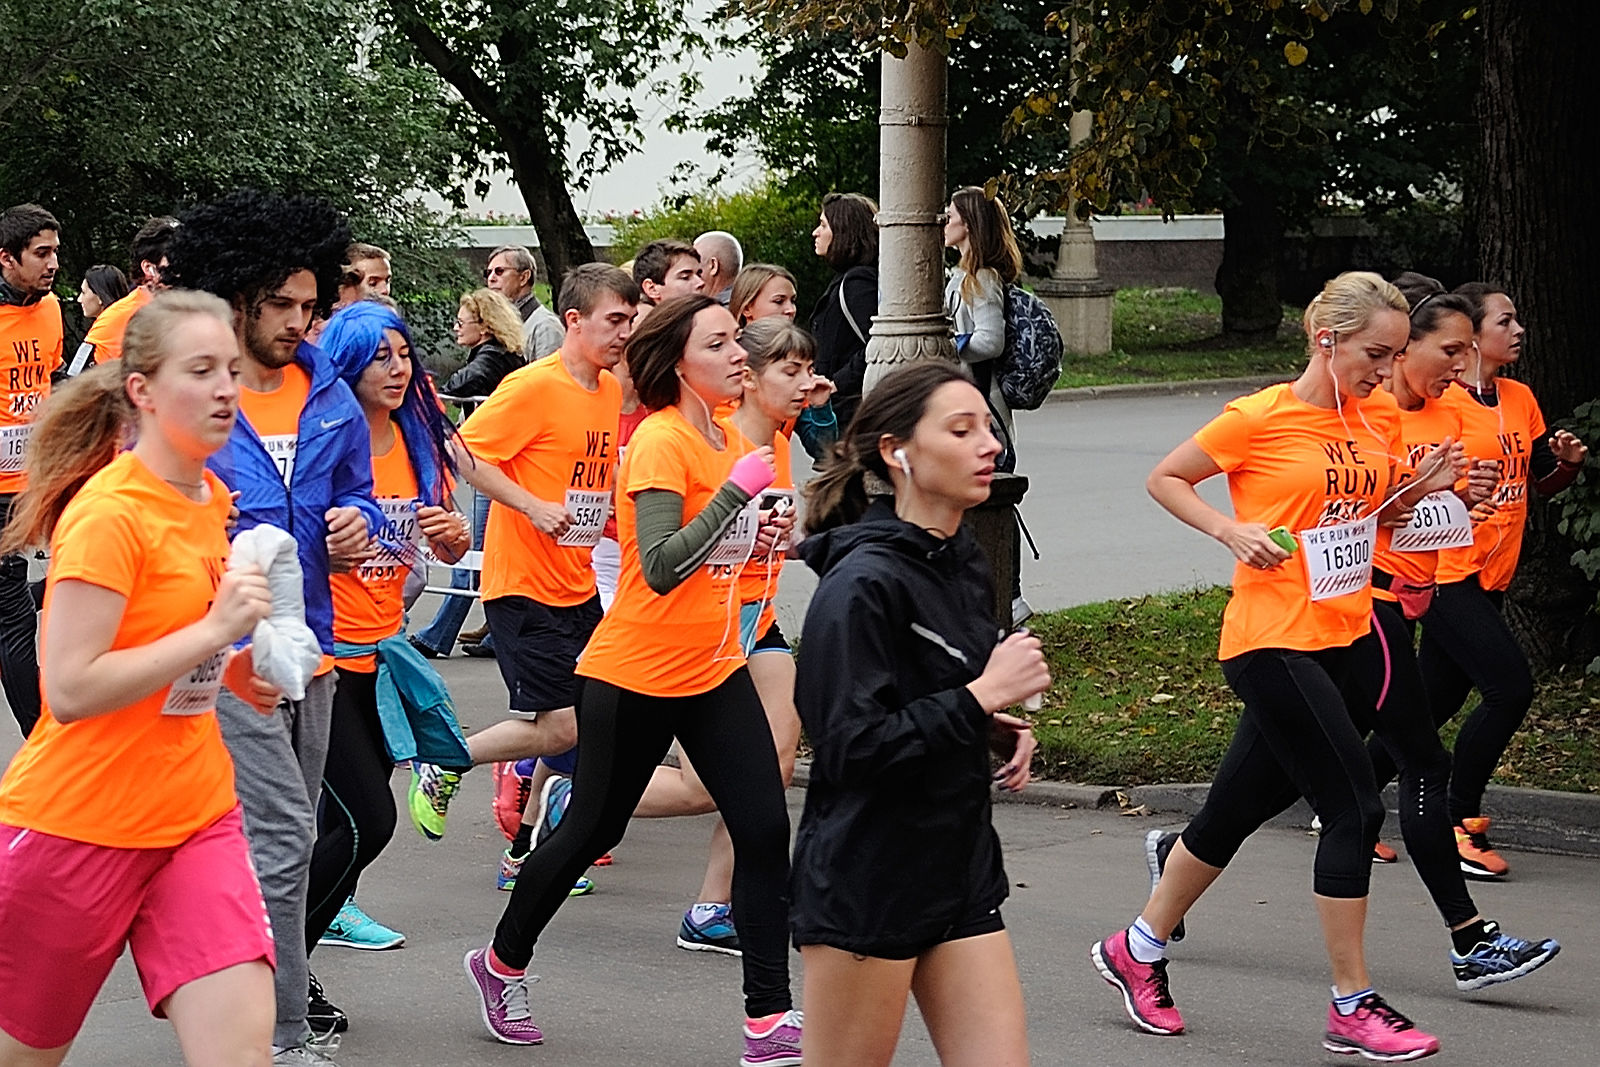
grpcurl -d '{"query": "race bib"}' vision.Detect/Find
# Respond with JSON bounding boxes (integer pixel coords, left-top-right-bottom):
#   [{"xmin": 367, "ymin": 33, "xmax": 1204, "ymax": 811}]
[
  {"xmin": 1300, "ymin": 515, "xmax": 1378, "ymax": 602},
  {"xmin": 0, "ymin": 423, "xmax": 32, "ymax": 474},
  {"xmin": 260, "ymin": 433, "xmax": 298, "ymax": 486},
  {"xmin": 161, "ymin": 649, "xmax": 227, "ymax": 716},
  {"xmin": 1390, "ymin": 491, "xmax": 1474, "ymax": 553},
  {"xmin": 558, "ymin": 489, "xmax": 611, "ymax": 547},
  {"xmin": 365, "ymin": 496, "xmax": 423, "ymax": 575},
  {"xmin": 704, "ymin": 501, "xmax": 760, "ymax": 568}
]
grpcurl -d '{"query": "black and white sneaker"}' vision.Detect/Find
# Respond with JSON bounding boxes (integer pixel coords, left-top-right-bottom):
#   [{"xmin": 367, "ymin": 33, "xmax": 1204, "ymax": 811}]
[
  {"xmin": 307, "ymin": 972, "xmax": 348, "ymax": 1036},
  {"xmin": 1144, "ymin": 829, "xmax": 1185, "ymax": 943},
  {"xmin": 1451, "ymin": 921, "xmax": 1561, "ymax": 992}
]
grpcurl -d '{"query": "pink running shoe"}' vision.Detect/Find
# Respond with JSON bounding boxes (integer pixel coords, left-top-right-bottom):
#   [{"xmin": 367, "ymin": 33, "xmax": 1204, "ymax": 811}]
[
  {"xmin": 491, "ymin": 761, "xmax": 534, "ymax": 842},
  {"xmin": 1324, "ymin": 993, "xmax": 1439, "ymax": 1061},
  {"xmin": 1091, "ymin": 929, "xmax": 1185, "ymax": 1036},
  {"xmin": 463, "ymin": 946, "xmax": 543, "ymax": 1045},
  {"xmin": 740, "ymin": 1009, "xmax": 802, "ymax": 1066}
]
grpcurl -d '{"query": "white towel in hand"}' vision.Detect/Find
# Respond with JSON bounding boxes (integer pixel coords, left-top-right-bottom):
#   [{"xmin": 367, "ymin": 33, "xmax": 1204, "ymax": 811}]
[{"xmin": 228, "ymin": 524, "xmax": 323, "ymax": 702}]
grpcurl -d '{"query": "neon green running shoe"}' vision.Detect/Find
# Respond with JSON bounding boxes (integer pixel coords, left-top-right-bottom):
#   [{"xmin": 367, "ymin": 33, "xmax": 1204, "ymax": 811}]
[{"xmin": 408, "ymin": 762, "xmax": 463, "ymax": 841}]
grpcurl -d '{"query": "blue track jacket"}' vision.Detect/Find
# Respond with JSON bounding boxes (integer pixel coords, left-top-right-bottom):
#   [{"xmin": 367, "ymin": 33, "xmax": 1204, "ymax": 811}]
[{"xmin": 207, "ymin": 341, "xmax": 384, "ymax": 654}]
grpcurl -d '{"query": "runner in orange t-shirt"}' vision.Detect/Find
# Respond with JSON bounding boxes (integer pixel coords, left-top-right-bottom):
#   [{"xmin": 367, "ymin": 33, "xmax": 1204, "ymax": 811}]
[
  {"xmin": 1354, "ymin": 275, "xmax": 1559, "ymax": 990},
  {"xmin": 68, "ymin": 216, "xmax": 178, "ymax": 375},
  {"xmin": 307, "ymin": 301, "xmax": 471, "ymax": 1001},
  {"xmin": 1, "ymin": 204, "xmax": 65, "ymax": 738},
  {"xmin": 461, "ymin": 295, "xmax": 800, "ymax": 1061},
  {"xmin": 410, "ymin": 264, "xmax": 634, "ymax": 899},
  {"xmin": 1093, "ymin": 273, "xmax": 1457, "ymax": 1060},
  {"xmin": 628, "ymin": 316, "xmax": 826, "ymax": 955},
  {"xmin": 1414, "ymin": 282, "xmax": 1587, "ymax": 880},
  {"xmin": 0, "ymin": 290, "xmax": 281, "ymax": 1058}
]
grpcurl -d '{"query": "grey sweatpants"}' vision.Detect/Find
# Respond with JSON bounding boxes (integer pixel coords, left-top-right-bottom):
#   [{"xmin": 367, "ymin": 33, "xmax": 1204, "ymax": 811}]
[{"xmin": 216, "ymin": 670, "xmax": 336, "ymax": 1049}]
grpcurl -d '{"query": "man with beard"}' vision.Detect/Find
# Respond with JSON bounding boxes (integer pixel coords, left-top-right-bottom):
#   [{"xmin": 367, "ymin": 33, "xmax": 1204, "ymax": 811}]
[
  {"xmin": 0, "ymin": 203, "xmax": 64, "ymax": 737},
  {"xmin": 164, "ymin": 190, "xmax": 383, "ymax": 1064}
]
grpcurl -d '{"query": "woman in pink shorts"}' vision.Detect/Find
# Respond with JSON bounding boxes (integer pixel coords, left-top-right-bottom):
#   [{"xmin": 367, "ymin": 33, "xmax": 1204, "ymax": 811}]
[{"xmin": 0, "ymin": 290, "xmax": 281, "ymax": 1065}]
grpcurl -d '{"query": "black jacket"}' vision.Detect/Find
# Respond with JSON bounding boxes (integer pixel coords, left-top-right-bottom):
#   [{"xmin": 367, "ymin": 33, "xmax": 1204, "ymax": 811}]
[
  {"xmin": 790, "ymin": 499, "xmax": 1007, "ymax": 954},
  {"xmin": 441, "ymin": 339, "xmax": 520, "ymax": 414},
  {"xmin": 809, "ymin": 265, "xmax": 877, "ymax": 429}
]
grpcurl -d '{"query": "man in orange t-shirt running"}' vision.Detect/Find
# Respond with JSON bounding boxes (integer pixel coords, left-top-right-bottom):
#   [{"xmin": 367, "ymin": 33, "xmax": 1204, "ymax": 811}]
[
  {"xmin": 69, "ymin": 215, "xmax": 178, "ymax": 376},
  {"xmin": 0, "ymin": 203, "xmax": 64, "ymax": 737}
]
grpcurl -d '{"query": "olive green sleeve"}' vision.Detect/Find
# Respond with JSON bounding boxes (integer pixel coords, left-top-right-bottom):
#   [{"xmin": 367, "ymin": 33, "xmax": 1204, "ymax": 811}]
[{"xmin": 633, "ymin": 484, "xmax": 752, "ymax": 595}]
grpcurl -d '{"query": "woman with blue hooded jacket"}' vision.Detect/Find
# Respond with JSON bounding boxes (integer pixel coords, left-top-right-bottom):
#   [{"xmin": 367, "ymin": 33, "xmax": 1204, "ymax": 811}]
[{"xmin": 302, "ymin": 300, "xmax": 470, "ymax": 1035}]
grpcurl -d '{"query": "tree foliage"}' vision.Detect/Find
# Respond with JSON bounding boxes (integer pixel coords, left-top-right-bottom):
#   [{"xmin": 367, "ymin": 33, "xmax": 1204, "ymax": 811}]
[
  {"xmin": 381, "ymin": 0, "xmax": 709, "ymax": 294},
  {"xmin": 701, "ymin": 3, "xmax": 1071, "ymax": 206},
  {"xmin": 0, "ymin": 0, "xmax": 469, "ymax": 308}
]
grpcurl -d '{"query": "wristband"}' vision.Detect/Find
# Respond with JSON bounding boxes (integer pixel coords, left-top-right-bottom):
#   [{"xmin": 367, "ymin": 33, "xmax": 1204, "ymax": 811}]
[{"xmin": 729, "ymin": 451, "xmax": 776, "ymax": 496}]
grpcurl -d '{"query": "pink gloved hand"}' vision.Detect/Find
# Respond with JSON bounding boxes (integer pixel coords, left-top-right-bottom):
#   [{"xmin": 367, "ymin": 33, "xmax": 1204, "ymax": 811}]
[{"xmin": 729, "ymin": 448, "xmax": 777, "ymax": 497}]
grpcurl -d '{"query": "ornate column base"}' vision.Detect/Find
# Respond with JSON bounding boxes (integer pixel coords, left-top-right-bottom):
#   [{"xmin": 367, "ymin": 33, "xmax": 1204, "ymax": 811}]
[
  {"xmin": 1035, "ymin": 276, "xmax": 1115, "ymax": 357},
  {"xmin": 863, "ymin": 313, "xmax": 956, "ymax": 392}
]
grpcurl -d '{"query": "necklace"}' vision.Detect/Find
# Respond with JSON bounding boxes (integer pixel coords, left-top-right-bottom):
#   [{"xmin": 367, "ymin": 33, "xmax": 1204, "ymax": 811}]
[{"xmin": 163, "ymin": 477, "xmax": 206, "ymax": 499}]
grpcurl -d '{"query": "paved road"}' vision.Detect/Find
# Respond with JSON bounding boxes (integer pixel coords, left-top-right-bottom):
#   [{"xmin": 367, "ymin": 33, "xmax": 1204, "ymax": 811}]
[
  {"xmin": 48, "ymin": 709, "xmax": 1594, "ymax": 1066},
  {"xmin": 770, "ymin": 384, "xmax": 1252, "ymax": 635}
]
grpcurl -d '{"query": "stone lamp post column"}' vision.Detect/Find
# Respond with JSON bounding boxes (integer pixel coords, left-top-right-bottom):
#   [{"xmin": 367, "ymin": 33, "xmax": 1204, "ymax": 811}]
[
  {"xmin": 863, "ymin": 41, "xmax": 955, "ymax": 392},
  {"xmin": 1035, "ymin": 19, "xmax": 1114, "ymax": 355}
]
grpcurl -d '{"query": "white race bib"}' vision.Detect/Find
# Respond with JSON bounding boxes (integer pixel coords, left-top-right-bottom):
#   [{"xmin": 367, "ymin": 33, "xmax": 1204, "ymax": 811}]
[
  {"xmin": 1300, "ymin": 515, "xmax": 1378, "ymax": 602},
  {"xmin": 364, "ymin": 496, "xmax": 423, "ymax": 575},
  {"xmin": 0, "ymin": 423, "xmax": 32, "ymax": 474},
  {"xmin": 558, "ymin": 489, "xmax": 611, "ymax": 547},
  {"xmin": 704, "ymin": 501, "xmax": 760, "ymax": 568},
  {"xmin": 162, "ymin": 649, "xmax": 227, "ymax": 716},
  {"xmin": 260, "ymin": 433, "xmax": 298, "ymax": 486},
  {"xmin": 1390, "ymin": 491, "xmax": 1474, "ymax": 553}
]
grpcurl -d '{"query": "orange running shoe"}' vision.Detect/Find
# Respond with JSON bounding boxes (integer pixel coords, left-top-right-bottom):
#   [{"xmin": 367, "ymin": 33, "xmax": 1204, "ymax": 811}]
[
  {"xmin": 1373, "ymin": 840, "xmax": 1399, "ymax": 863},
  {"xmin": 592, "ymin": 852, "xmax": 614, "ymax": 866},
  {"xmin": 491, "ymin": 760, "xmax": 534, "ymax": 842},
  {"xmin": 1455, "ymin": 817, "xmax": 1510, "ymax": 879}
]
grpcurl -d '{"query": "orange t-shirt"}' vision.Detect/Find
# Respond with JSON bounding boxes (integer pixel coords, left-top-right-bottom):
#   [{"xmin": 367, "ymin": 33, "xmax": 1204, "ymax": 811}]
[
  {"xmin": 0, "ymin": 452, "xmax": 236, "ymax": 848},
  {"xmin": 237, "ymin": 361, "xmax": 330, "ymax": 673},
  {"xmin": 732, "ymin": 423, "xmax": 792, "ymax": 634},
  {"xmin": 239, "ymin": 361, "xmax": 312, "ymax": 487},
  {"xmin": 0, "ymin": 293, "xmax": 64, "ymax": 493},
  {"xmin": 332, "ymin": 424, "xmax": 421, "ymax": 672},
  {"xmin": 1194, "ymin": 383, "xmax": 1402, "ymax": 660},
  {"xmin": 458, "ymin": 353, "xmax": 621, "ymax": 607},
  {"xmin": 1371, "ymin": 398, "xmax": 1465, "ymax": 601},
  {"xmin": 1435, "ymin": 379, "xmax": 1546, "ymax": 591},
  {"xmin": 80, "ymin": 285, "xmax": 152, "ymax": 364},
  {"xmin": 578, "ymin": 406, "xmax": 746, "ymax": 696}
]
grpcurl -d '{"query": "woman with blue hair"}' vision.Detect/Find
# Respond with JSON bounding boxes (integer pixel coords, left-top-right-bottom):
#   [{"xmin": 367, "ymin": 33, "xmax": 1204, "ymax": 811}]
[{"xmin": 303, "ymin": 300, "xmax": 472, "ymax": 1037}]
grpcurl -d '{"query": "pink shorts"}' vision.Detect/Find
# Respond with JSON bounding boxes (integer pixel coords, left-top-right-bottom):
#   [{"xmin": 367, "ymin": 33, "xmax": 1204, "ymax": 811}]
[{"xmin": 0, "ymin": 806, "xmax": 274, "ymax": 1049}]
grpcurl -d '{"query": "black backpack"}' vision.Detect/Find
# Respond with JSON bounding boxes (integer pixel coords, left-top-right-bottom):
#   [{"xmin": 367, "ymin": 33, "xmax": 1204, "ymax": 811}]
[{"xmin": 996, "ymin": 285, "xmax": 1063, "ymax": 410}]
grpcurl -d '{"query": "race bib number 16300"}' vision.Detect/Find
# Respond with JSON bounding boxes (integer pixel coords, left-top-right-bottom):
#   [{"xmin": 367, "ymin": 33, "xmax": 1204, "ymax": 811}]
[{"xmin": 1300, "ymin": 515, "xmax": 1378, "ymax": 602}]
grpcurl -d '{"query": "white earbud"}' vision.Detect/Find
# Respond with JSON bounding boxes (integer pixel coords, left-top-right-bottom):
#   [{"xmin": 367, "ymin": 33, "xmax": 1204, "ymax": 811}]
[
  {"xmin": 893, "ymin": 447, "xmax": 911, "ymax": 476},
  {"xmin": 1319, "ymin": 336, "xmax": 1333, "ymax": 349}
]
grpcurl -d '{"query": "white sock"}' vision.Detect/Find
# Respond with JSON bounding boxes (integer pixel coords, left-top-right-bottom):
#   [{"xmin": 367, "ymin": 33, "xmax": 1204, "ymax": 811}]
[
  {"xmin": 1128, "ymin": 917, "xmax": 1167, "ymax": 964},
  {"xmin": 1332, "ymin": 986, "xmax": 1374, "ymax": 1016},
  {"xmin": 691, "ymin": 901, "xmax": 728, "ymax": 923}
]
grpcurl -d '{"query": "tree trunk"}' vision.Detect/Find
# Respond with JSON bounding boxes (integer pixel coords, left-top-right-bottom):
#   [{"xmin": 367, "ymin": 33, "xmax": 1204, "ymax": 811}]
[
  {"xmin": 1215, "ymin": 172, "xmax": 1284, "ymax": 341},
  {"xmin": 502, "ymin": 129, "xmax": 596, "ymax": 306},
  {"xmin": 1478, "ymin": 0, "xmax": 1600, "ymax": 669}
]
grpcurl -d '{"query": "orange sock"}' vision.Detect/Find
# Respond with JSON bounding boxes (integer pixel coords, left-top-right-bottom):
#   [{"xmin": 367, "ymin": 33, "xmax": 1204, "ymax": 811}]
[
  {"xmin": 747, "ymin": 1012, "xmax": 786, "ymax": 1035},
  {"xmin": 488, "ymin": 947, "xmax": 525, "ymax": 977}
]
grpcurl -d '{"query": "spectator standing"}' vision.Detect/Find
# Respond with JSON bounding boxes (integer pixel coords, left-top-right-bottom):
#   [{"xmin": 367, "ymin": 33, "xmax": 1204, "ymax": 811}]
[
  {"xmin": 810, "ymin": 193, "xmax": 878, "ymax": 431},
  {"xmin": 485, "ymin": 244, "xmax": 563, "ymax": 362},
  {"xmin": 694, "ymin": 230, "xmax": 743, "ymax": 307}
]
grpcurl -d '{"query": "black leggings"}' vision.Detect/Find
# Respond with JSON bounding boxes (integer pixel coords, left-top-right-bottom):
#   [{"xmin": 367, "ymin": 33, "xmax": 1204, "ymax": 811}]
[
  {"xmin": 306, "ymin": 668, "xmax": 398, "ymax": 953},
  {"xmin": 1415, "ymin": 577, "xmax": 1533, "ymax": 823},
  {"xmin": 1184, "ymin": 642, "xmax": 1384, "ymax": 899},
  {"xmin": 493, "ymin": 669, "xmax": 793, "ymax": 1018},
  {"xmin": 0, "ymin": 494, "xmax": 40, "ymax": 738},
  {"xmin": 1359, "ymin": 602, "xmax": 1478, "ymax": 927}
]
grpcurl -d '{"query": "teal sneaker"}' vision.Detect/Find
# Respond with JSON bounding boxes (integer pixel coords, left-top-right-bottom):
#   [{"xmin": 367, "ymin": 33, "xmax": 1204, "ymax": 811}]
[
  {"xmin": 317, "ymin": 897, "xmax": 405, "ymax": 951},
  {"xmin": 678, "ymin": 902, "xmax": 741, "ymax": 956},
  {"xmin": 533, "ymin": 774, "xmax": 571, "ymax": 848},
  {"xmin": 497, "ymin": 848, "xmax": 595, "ymax": 897},
  {"xmin": 408, "ymin": 762, "xmax": 463, "ymax": 841}
]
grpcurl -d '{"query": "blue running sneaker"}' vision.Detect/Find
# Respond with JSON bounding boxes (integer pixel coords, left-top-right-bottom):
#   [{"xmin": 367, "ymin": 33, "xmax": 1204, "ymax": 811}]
[
  {"xmin": 318, "ymin": 897, "xmax": 405, "ymax": 951},
  {"xmin": 497, "ymin": 848, "xmax": 595, "ymax": 897},
  {"xmin": 1452, "ymin": 922, "xmax": 1560, "ymax": 991},
  {"xmin": 534, "ymin": 774, "xmax": 571, "ymax": 848},
  {"xmin": 678, "ymin": 902, "xmax": 742, "ymax": 956}
]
